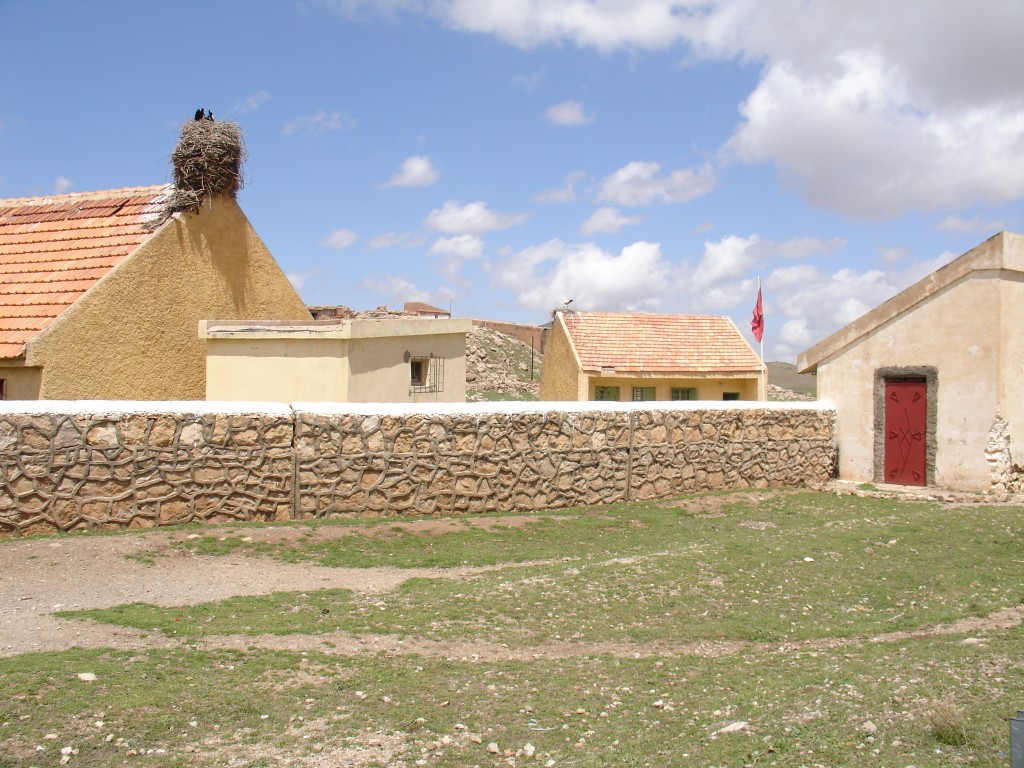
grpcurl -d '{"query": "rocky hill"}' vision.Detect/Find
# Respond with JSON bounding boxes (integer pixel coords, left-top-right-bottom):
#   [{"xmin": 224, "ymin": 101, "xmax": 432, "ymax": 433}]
[
  {"xmin": 765, "ymin": 361, "xmax": 817, "ymax": 401},
  {"xmin": 466, "ymin": 325, "xmax": 541, "ymax": 401}
]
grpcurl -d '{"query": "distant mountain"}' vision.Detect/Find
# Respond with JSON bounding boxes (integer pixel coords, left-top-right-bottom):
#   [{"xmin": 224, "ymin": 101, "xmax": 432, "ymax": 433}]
[{"xmin": 766, "ymin": 361, "xmax": 817, "ymax": 398}]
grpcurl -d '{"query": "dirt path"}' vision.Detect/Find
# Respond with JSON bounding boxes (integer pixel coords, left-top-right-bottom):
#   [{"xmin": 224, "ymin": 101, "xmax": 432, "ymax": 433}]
[
  {"xmin": 2, "ymin": 521, "xmax": 1021, "ymax": 660},
  {"xmin": 0, "ymin": 528, "xmax": 515, "ymax": 657}
]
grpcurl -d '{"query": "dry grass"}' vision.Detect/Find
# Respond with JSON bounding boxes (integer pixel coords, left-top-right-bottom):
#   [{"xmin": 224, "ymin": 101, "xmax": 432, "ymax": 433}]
[{"xmin": 922, "ymin": 698, "xmax": 970, "ymax": 746}]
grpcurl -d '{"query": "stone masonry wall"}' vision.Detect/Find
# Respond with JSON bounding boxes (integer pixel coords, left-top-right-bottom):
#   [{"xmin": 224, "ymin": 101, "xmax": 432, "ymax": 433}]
[
  {"xmin": 0, "ymin": 406, "xmax": 295, "ymax": 536},
  {"xmin": 295, "ymin": 405, "xmax": 834, "ymax": 517},
  {"xmin": 0, "ymin": 403, "xmax": 835, "ymax": 535}
]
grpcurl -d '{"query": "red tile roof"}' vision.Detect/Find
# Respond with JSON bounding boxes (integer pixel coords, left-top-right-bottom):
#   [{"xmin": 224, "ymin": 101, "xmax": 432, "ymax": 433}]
[
  {"xmin": 0, "ymin": 185, "xmax": 170, "ymax": 359},
  {"xmin": 562, "ymin": 311, "xmax": 761, "ymax": 373}
]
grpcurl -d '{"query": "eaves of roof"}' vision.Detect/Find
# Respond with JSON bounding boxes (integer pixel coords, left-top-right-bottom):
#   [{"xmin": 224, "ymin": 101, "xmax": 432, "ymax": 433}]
[{"xmin": 797, "ymin": 230, "xmax": 1023, "ymax": 373}]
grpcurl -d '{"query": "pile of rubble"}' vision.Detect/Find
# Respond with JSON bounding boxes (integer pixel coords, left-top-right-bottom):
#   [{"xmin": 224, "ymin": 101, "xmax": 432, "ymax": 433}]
[
  {"xmin": 766, "ymin": 383, "xmax": 815, "ymax": 402},
  {"xmin": 308, "ymin": 304, "xmax": 408, "ymax": 320}
]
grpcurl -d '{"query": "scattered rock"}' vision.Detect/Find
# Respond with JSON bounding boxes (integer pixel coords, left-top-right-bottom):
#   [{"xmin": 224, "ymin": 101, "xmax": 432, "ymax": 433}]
[{"xmin": 713, "ymin": 721, "xmax": 749, "ymax": 735}]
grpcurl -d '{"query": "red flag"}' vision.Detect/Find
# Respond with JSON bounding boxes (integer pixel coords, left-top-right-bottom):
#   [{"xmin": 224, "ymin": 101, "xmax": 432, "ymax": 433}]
[{"xmin": 751, "ymin": 285, "xmax": 764, "ymax": 343}]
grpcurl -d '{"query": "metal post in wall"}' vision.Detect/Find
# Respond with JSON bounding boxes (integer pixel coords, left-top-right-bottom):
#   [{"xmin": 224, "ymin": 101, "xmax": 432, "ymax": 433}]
[{"xmin": 1011, "ymin": 710, "xmax": 1024, "ymax": 768}]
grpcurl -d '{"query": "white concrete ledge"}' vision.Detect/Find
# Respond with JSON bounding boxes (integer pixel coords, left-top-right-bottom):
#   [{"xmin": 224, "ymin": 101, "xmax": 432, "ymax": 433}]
[{"xmin": 0, "ymin": 399, "xmax": 834, "ymax": 418}]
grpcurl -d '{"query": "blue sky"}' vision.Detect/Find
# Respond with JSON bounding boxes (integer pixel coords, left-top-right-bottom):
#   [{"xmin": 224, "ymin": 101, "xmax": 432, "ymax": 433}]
[{"xmin": 2, "ymin": 1, "xmax": 1023, "ymax": 362}]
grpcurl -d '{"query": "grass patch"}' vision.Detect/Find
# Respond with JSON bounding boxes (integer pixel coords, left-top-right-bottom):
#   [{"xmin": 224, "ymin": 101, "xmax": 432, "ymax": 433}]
[
  {"xmin": 9, "ymin": 491, "xmax": 1024, "ymax": 766},
  {"xmin": 103, "ymin": 493, "xmax": 1024, "ymax": 646},
  {"xmin": 0, "ymin": 631, "xmax": 1019, "ymax": 767}
]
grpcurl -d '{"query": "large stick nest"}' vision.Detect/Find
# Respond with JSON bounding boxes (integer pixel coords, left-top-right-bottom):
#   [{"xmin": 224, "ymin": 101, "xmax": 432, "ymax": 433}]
[{"xmin": 169, "ymin": 120, "xmax": 246, "ymax": 213}]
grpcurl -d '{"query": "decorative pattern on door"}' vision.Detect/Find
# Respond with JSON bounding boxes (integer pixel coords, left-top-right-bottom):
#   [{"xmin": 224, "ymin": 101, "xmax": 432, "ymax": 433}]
[{"xmin": 883, "ymin": 378, "xmax": 927, "ymax": 486}]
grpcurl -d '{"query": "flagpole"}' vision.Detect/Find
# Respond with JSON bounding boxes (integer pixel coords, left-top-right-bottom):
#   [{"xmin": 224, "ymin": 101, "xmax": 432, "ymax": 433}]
[{"xmin": 758, "ymin": 277, "xmax": 766, "ymax": 401}]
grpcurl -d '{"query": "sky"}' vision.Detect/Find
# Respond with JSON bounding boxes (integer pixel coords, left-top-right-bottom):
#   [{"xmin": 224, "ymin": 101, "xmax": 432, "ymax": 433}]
[{"xmin": 2, "ymin": 1, "xmax": 1023, "ymax": 363}]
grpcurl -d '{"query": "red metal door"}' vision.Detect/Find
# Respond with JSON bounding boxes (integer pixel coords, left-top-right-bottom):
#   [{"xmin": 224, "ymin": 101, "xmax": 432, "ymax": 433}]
[{"xmin": 884, "ymin": 378, "xmax": 927, "ymax": 486}]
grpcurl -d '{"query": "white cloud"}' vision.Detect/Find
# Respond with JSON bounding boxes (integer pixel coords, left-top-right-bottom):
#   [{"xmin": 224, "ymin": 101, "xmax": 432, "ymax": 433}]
[
  {"xmin": 491, "ymin": 239, "xmax": 673, "ymax": 312},
  {"xmin": 725, "ymin": 51, "xmax": 1024, "ymax": 218},
  {"xmin": 511, "ymin": 66, "xmax": 549, "ymax": 90},
  {"xmin": 322, "ymin": 228, "xmax": 358, "ymax": 249},
  {"xmin": 688, "ymin": 234, "xmax": 847, "ymax": 309},
  {"xmin": 597, "ymin": 161, "xmax": 715, "ymax": 207},
  {"xmin": 282, "ymin": 109, "xmax": 356, "ymax": 136},
  {"xmin": 691, "ymin": 234, "xmax": 762, "ymax": 297},
  {"xmin": 772, "ymin": 237, "xmax": 846, "ymax": 260},
  {"xmin": 439, "ymin": 0, "xmax": 698, "ymax": 51},
  {"xmin": 54, "ymin": 177, "xmax": 72, "ymax": 194},
  {"xmin": 382, "ymin": 155, "xmax": 439, "ymax": 188},
  {"xmin": 765, "ymin": 249, "xmax": 958, "ymax": 360},
  {"xmin": 428, "ymin": 234, "xmax": 484, "ymax": 259},
  {"xmin": 364, "ymin": 273, "xmax": 455, "ymax": 307},
  {"xmin": 880, "ymin": 246, "xmax": 911, "ymax": 265},
  {"xmin": 937, "ymin": 215, "xmax": 1006, "ymax": 236},
  {"xmin": 235, "ymin": 90, "xmax": 270, "ymax": 114},
  {"xmin": 533, "ymin": 170, "xmax": 585, "ymax": 203},
  {"xmin": 778, "ymin": 316, "xmax": 813, "ymax": 352},
  {"xmin": 580, "ymin": 206, "xmax": 643, "ymax": 235},
  {"xmin": 287, "ymin": 268, "xmax": 320, "ymax": 293},
  {"xmin": 368, "ymin": 232, "xmax": 427, "ymax": 249},
  {"xmin": 351, "ymin": 1, "xmax": 1024, "ymax": 218},
  {"xmin": 545, "ymin": 100, "xmax": 593, "ymax": 126},
  {"xmin": 428, "ymin": 234, "xmax": 484, "ymax": 280},
  {"xmin": 425, "ymin": 200, "xmax": 528, "ymax": 234}
]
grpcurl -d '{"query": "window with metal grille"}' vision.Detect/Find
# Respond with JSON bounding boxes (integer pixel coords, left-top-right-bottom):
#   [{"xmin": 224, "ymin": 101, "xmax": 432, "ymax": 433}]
[
  {"xmin": 632, "ymin": 386, "xmax": 656, "ymax": 401},
  {"xmin": 722, "ymin": 392, "xmax": 740, "ymax": 401},
  {"xmin": 671, "ymin": 387, "xmax": 697, "ymax": 401},
  {"xmin": 410, "ymin": 355, "xmax": 444, "ymax": 393},
  {"xmin": 593, "ymin": 386, "xmax": 619, "ymax": 401}
]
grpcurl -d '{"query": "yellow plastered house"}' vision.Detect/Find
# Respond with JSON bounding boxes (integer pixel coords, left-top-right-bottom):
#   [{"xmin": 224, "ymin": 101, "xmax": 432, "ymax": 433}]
[
  {"xmin": 0, "ymin": 186, "xmax": 311, "ymax": 400},
  {"xmin": 540, "ymin": 310, "xmax": 764, "ymax": 402}
]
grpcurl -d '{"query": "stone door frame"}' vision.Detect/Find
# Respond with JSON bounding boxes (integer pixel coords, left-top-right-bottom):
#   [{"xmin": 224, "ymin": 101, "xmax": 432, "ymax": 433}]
[{"xmin": 873, "ymin": 366, "xmax": 938, "ymax": 486}]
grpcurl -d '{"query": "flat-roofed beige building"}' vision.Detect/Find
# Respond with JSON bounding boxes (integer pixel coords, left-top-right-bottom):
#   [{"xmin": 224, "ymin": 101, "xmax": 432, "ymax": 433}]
[
  {"xmin": 202, "ymin": 317, "xmax": 472, "ymax": 403},
  {"xmin": 798, "ymin": 231, "xmax": 1024, "ymax": 492}
]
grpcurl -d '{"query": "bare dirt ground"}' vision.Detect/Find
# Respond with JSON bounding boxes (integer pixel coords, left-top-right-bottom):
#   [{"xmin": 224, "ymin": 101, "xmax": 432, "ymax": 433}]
[
  {"xmin": 0, "ymin": 519, "xmax": 552, "ymax": 658},
  {"xmin": 2, "ymin": 494, "xmax": 1021, "ymax": 661}
]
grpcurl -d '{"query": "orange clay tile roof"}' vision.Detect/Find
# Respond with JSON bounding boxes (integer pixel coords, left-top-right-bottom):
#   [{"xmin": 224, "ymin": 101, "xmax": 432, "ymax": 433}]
[
  {"xmin": 562, "ymin": 311, "xmax": 761, "ymax": 373},
  {"xmin": 0, "ymin": 185, "xmax": 170, "ymax": 359}
]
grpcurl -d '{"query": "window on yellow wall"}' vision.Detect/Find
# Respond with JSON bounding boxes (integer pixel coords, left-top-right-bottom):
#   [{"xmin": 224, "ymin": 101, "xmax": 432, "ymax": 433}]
[
  {"xmin": 0, "ymin": 379, "xmax": 5, "ymax": 400},
  {"xmin": 671, "ymin": 387, "xmax": 696, "ymax": 400},
  {"xmin": 722, "ymin": 392, "xmax": 740, "ymax": 401},
  {"xmin": 594, "ymin": 386, "xmax": 619, "ymax": 401},
  {"xmin": 410, "ymin": 358, "xmax": 428, "ymax": 387},
  {"xmin": 410, "ymin": 356, "xmax": 445, "ymax": 392},
  {"xmin": 632, "ymin": 386, "xmax": 656, "ymax": 401}
]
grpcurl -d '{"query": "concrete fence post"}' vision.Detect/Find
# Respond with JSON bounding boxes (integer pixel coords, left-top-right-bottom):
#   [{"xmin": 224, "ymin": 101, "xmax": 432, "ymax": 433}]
[{"xmin": 1011, "ymin": 710, "xmax": 1024, "ymax": 768}]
